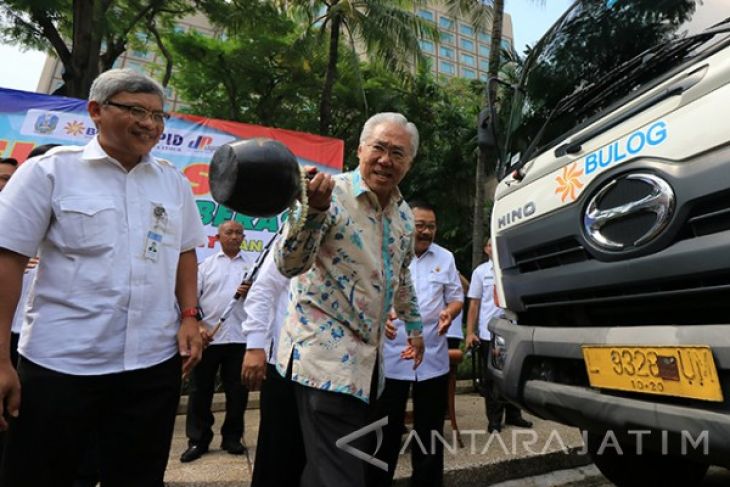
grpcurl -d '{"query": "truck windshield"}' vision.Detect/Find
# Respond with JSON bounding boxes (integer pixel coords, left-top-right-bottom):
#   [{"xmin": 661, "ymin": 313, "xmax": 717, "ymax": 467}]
[{"xmin": 499, "ymin": 0, "xmax": 730, "ymax": 176}]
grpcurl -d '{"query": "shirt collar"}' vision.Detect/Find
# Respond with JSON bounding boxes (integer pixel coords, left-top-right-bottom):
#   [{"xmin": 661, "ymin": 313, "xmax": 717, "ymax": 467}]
[
  {"xmin": 82, "ymin": 135, "xmax": 155, "ymax": 168},
  {"xmin": 416, "ymin": 243, "xmax": 435, "ymax": 260},
  {"xmin": 216, "ymin": 250, "xmax": 243, "ymax": 261},
  {"xmin": 350, "ymin": 169, "xmax": 404, "ymax": 209}
]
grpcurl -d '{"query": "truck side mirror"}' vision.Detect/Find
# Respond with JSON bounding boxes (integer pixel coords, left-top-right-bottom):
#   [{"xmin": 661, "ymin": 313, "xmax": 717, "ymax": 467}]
[{"xmin": 478, "ymin": 109, "xmax": 496, "ymax": 150}]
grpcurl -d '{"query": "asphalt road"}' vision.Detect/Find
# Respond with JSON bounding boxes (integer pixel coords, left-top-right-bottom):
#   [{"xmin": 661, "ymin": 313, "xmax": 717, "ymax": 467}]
[{"xmin": 491, "ymin": 465, "xmax": 730, "ymax": 487}]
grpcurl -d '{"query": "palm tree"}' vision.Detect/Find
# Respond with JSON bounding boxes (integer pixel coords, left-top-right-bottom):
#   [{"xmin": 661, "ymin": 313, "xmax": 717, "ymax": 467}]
[{"xmin": 282, "ymin": 0, "xmax": 437, "ymax": 135}]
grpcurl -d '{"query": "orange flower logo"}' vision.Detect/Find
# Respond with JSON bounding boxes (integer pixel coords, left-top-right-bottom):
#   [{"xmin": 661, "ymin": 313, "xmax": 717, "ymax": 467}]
[
  {"xmin": 555, "ymin": 163, "xmax": 584, "ymax": 202},
  {"xmin": 64, "ymin": 121, "xmax": 86, "ymax": 136}
]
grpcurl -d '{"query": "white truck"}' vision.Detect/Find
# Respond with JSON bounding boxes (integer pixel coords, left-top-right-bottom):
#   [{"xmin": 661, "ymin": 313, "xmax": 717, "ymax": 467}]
[{"xmin": 485, "ymin": 1, "xmax": 730, "ymax": 485}]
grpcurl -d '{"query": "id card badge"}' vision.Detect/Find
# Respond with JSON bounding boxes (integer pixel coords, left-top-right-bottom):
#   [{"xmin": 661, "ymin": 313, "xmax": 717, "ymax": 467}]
[
  {"xmin": 144, "ymin": 231, "xmax": 163, "ymax": 262},
  {"xmin": 144, "ymin": 204, "xmax": 168, "ymax": 262}
]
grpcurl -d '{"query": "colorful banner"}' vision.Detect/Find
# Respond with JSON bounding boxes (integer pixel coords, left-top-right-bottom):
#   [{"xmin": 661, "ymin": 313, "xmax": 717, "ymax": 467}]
[{"xmin": 0, "ymin": 88, "xmax": 344, "ymax": 261}]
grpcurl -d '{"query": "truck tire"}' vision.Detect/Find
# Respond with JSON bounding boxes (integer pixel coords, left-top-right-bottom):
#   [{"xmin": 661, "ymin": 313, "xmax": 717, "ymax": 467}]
[{"xmin": 586, "ymin": 432, "xmax": 709, "ymax": 487}]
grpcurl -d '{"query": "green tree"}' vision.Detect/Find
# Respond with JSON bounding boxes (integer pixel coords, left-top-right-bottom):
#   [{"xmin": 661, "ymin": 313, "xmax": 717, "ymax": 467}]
[
  {"xmin": 0, "ymin": 0, "xmax": 197, "ymax": 98},
  {"xmin": 282, "ymin": 0, "xmax": 437, "ymax": 135}
]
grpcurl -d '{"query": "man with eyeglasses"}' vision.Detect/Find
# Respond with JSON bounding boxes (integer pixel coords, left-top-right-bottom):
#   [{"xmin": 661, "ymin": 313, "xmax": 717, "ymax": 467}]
[
  {"xmin": 274, "ymin": 112, "xmax": 425, "ymax": 487},
  {"xmin": 181, "ymin": 220, "xmax": 252, "ymax": 463},
  {"xmin": 368, "ymin": 200, "xmax": 463, "ymax": 487},
  {"xmin": 0, "ymin": 68, "xmax": 206, "ymax": 486}
]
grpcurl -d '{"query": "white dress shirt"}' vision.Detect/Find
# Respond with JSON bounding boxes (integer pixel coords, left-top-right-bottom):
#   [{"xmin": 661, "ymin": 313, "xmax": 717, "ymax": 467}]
[
  {"xmin": 242, "ymin": 249, "xmax": 290, "ymax": 364},
  {"xmin": 198, "ymin": 251, "xmax": 253, "ymax": 345},
  {"xmin": 11, "ymin": 267, "xmax": 37, "ymax": 334},
  {"xmin": 384, "ymin": 243, "xmax": 463, "ymax": 381},
  {"xmin": 467, "ymin": 261, "xmax": 501, "ymax": 340},
  {"xmin": 447, "ymin": 310, "xmax": 465, "ymax": 340},
  {"xmin": 0, "ymin": 137, "xmax": 206, "ymax": 374}
]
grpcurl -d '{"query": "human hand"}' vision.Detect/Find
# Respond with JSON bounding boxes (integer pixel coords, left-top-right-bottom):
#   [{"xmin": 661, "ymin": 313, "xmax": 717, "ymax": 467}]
[
  {"xmin": 179, "ymin": 317, "xmax": 203, "ymax": 378},
  {"xmin": 466, "ymin": 333, "xmax": 480, "ymax": 350},
  {"xmin": 437, "ymin": 309, "xmax": 453, "ymax": 336},
  {"xmin": 306, "ymin": 171, "xmax": 334, "ymax": 212},
  {"xmin": 0, "ymin": 361, "xmax": 20, "ymax": 430},
  {"xmin": 401, "ymin": 336, "xmax": 425, "ymax": 369},
  {"xmin": 237, "ymin": 281, "xmax": 252, "ymax": 298},
  {"xmin": 242, "ymin": 349, "xmax": 267, "ymax": 391},
  {"xmin": 384, "ymin": 310, "xmax": 397, "ymax": 340},
  {"xmin": 199, "ymin": 324, "xmax": 214, "ymax": 348},
  {"xmin": 26, "ymin": 257, "xmax": 39, "ymax": 271}
]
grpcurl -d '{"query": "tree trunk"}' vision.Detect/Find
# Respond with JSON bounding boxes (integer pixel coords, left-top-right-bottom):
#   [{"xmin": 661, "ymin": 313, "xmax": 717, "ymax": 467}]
[
  {"xmin": 472, "ymin": 0, "xmax": 504, "ymax": 269},
  {"xmin": 319, "ymin": 13, "xmax": 341, "ymax": 135}
]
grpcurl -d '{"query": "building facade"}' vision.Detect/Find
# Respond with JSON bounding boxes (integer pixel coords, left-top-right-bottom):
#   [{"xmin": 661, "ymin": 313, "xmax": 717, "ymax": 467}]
[{"xmin": 36, "ymin": 4, "xmax": 514, "ymax": 107}]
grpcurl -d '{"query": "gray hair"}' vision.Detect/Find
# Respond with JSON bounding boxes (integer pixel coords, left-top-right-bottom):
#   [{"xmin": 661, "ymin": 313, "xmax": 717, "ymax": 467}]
[
  {"xmin": 359, "ymin": 112, "xmax": 419, "ymax": 159},
  {"xmin": 88, "ymin": 69, "xmax": 165, "ymax": 104}
]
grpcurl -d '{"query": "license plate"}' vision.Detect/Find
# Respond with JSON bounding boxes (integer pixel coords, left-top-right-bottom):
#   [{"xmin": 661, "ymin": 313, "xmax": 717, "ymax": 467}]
[{"xmin": 582, "ymin": 346, "xmax": 724, "ymax": 402}]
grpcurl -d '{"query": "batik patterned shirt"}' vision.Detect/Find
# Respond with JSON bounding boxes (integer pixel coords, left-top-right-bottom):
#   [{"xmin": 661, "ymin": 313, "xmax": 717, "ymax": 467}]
[{"xmin": 274, "ymin": 169, "xmax": 423, "ymax": 403}]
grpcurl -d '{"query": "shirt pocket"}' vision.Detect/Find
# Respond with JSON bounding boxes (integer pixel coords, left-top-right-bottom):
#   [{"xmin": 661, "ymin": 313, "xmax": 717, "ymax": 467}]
[{"xmin": 57, "ymin": 197, "xmax": 117, "ymax": 252}]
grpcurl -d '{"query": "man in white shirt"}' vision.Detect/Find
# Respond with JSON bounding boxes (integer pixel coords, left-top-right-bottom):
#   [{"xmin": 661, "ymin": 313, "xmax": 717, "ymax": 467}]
[
  {"xmin": 240, "ymin": 245, "xmax": 305, "ymax": 487},
  {"xmin": 181, "ymin": 220, "xmax": 252, "ymax": 462},
  {"xmin": 368, "ymin": 201, "xmax": 463, "ymax": 487},
  {"xmin": 0, "ymin": 69, "xmax": 206, "ymax": 486},
  {"xmin": 466, "ymin": 238, "xmax": 532, "ymax": 433}
]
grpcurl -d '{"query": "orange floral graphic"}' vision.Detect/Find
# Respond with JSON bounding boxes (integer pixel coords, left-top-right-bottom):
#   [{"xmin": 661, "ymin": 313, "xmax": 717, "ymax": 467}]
[
  {"xmin": 64, "ymin": 121, "xmax": 85, "ymax": 136},
  {"xmin": 555, "ymin": 163, "xmax": 584, "ymax": 202}
]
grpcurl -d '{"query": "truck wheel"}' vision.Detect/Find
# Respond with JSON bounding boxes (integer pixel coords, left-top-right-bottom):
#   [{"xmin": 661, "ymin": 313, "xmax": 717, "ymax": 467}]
[{"xmin": 585, "ymin": 432, "xmax": 709, "ymax": 487}]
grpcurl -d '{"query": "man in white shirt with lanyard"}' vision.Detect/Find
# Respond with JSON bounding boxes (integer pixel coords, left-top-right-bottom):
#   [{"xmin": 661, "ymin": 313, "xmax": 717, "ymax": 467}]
[
  {"xmin": 466, "ymin": 238, "xmax": 532, "ymax": 433},
  {"xmin": 240, "ymin": 242, "xmax": 306, "ymax": 487},
  {"xmin": 0, "ymin": 69, "xmax": 206, "ymax": 486},
  {"xmin": 181, "ymin": 220, "xmax": 252, "ymax": 462},
  {"xmin": 368, "ymin": 201, "xmax": 463, "ymax": 487}
]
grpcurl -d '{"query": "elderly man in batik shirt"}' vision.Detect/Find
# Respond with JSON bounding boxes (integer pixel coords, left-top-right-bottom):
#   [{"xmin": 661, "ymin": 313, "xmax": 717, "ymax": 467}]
[{"xmin": 274, "ymin": 112, "xmax": 425, "ymax": 487}]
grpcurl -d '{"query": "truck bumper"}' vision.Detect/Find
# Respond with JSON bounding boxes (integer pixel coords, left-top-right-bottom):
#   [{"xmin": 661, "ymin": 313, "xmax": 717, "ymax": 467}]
[{"xmin": 488, "ymin": 317, "xmax": 730, "ymax": 465}]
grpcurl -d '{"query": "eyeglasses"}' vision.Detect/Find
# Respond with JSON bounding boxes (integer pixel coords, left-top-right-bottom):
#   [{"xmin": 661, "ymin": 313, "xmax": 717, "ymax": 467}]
[
  {"xmin": 104, "ymin": 100, "xmax": 170, "ymax": 124},
  {"xmin": 415, "ymin": 222, "xmax": 436, "ymax": 231},
  {"xmin": 368, "ymin": 142, "xmax": 410, "ymax": 164}
]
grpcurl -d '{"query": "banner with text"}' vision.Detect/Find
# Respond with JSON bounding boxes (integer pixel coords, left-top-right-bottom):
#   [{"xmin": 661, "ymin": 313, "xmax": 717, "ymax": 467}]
[{"xmin": 0, "ymin": 88, "xmax": 344, "ymax": 261}]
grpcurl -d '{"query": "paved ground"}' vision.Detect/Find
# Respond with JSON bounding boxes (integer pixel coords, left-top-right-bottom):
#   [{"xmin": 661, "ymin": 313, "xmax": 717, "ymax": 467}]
[{"xmin": 164, "ymin": 388, "xmax": 591, "ymax": 486}]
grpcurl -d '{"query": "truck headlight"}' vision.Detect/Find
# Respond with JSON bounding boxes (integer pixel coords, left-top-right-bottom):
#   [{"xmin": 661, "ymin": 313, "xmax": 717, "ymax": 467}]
[{"xmin": 491, "ymin": 334, "xmax": 507, "ymax": 370}]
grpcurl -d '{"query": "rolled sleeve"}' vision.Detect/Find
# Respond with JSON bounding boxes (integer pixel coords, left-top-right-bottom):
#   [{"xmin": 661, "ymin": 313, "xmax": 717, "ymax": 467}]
[
  {"xmin": 0, "ymin": 160, "xmax": 53, "ymax": 256},
  {"xmin": 395, "ymin": 239, "xmax": 423, "ymax": 334},
  {"xmin": 467, "ymin": 265, "xmax": 484, "ymax": 300},
  {"xmin": 179, "ymin": 177, "xmax": 206, "ymax": 252}
]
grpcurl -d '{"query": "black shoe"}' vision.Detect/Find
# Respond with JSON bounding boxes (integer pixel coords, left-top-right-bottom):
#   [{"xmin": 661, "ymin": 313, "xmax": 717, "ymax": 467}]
[
  {"xmin": 505, "ymin": 417, "xmax": 533, "ymax": 428},
  {"xmin": 487, "ymin": 423, "xmax": 502, "ymax": 433},
  {"xmin": 221, "ymin": 439, "xmax": 246, "ymax": 455},
  {"xmin": 180, "ymin": 444, "xmax": 208, "ymax": 463}
]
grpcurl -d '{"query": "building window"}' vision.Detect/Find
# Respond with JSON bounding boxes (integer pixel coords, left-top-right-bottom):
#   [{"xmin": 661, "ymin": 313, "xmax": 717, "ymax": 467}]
[
  {"xmin": 418, "ymin": 9, "xmax": 434, "ymax": 22},
  {"xmin": 440, "ymin": 31, "xmax": 455, "ymax": 45},
  {"xmin": 462, "ymin": 68, "xmax": 476, "ymax": 79},
  {"xmin": 479, "ymin": 58, "xmax": 489, "ymax": 71},
  {"xmin": 478, "ymin": 44, "xmax": 490, "ymax": 57},
  {"xmin": 460, "ymin": 38, "xmax": 474, "ymax": 52},
  {"xmin": 480, "ymin": 72, "xmax": 488, "ymax": 81},
  {"xmin": 461, "ymin": 53, "xmax": 476, "ymax": 67},
  {"xmin": 478, "ymin": 32, "xmax": 491, "ymax": 43},
  {"xmin": 501, "ymin": 39, "xmax": 512, "ymax": 50},
  {"xmin": 439, "ymin": 16, "xmax": 454, "ymax": 30},
  {"xmin": 459, "ymin": 23, "xmax": 474, "ymax": 36},
  {"xmin": 439, "ymin": 46, "xmax": 454, "ymax": 59},
  {"xmin": 439, "ymin": 60, "xmax": 455, "ymax": 75},
  {"xmin": 420, "ymin": 40, "xmax": 435, "ymax": 53}
]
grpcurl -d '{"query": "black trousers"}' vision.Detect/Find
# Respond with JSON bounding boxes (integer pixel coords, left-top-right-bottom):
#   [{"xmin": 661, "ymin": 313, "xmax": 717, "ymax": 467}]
[
  {"xmin": 185, "ymin": 343, "xmax": 249, "ymax": 447},
  {"xmin": 9, "ymin": 332, "xmax": 19, "ymax": 368},
  {"xmin": 295, "ymin": 382, "xmax": 372, "ymax": 487},
  {"xmin": 0, "ymin": 355, "xmax": 181, "ymax": 487},
  {"xmin": 478, "ymin": 339, "xmax": 521, "ymax": 426},
  {"xmin": 251, "ymin": 363, "xmax": 305, "ymax": 487},
  {"xmin": 366, "ymin": 374, "xmax": 450, "ymax": 487}
]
